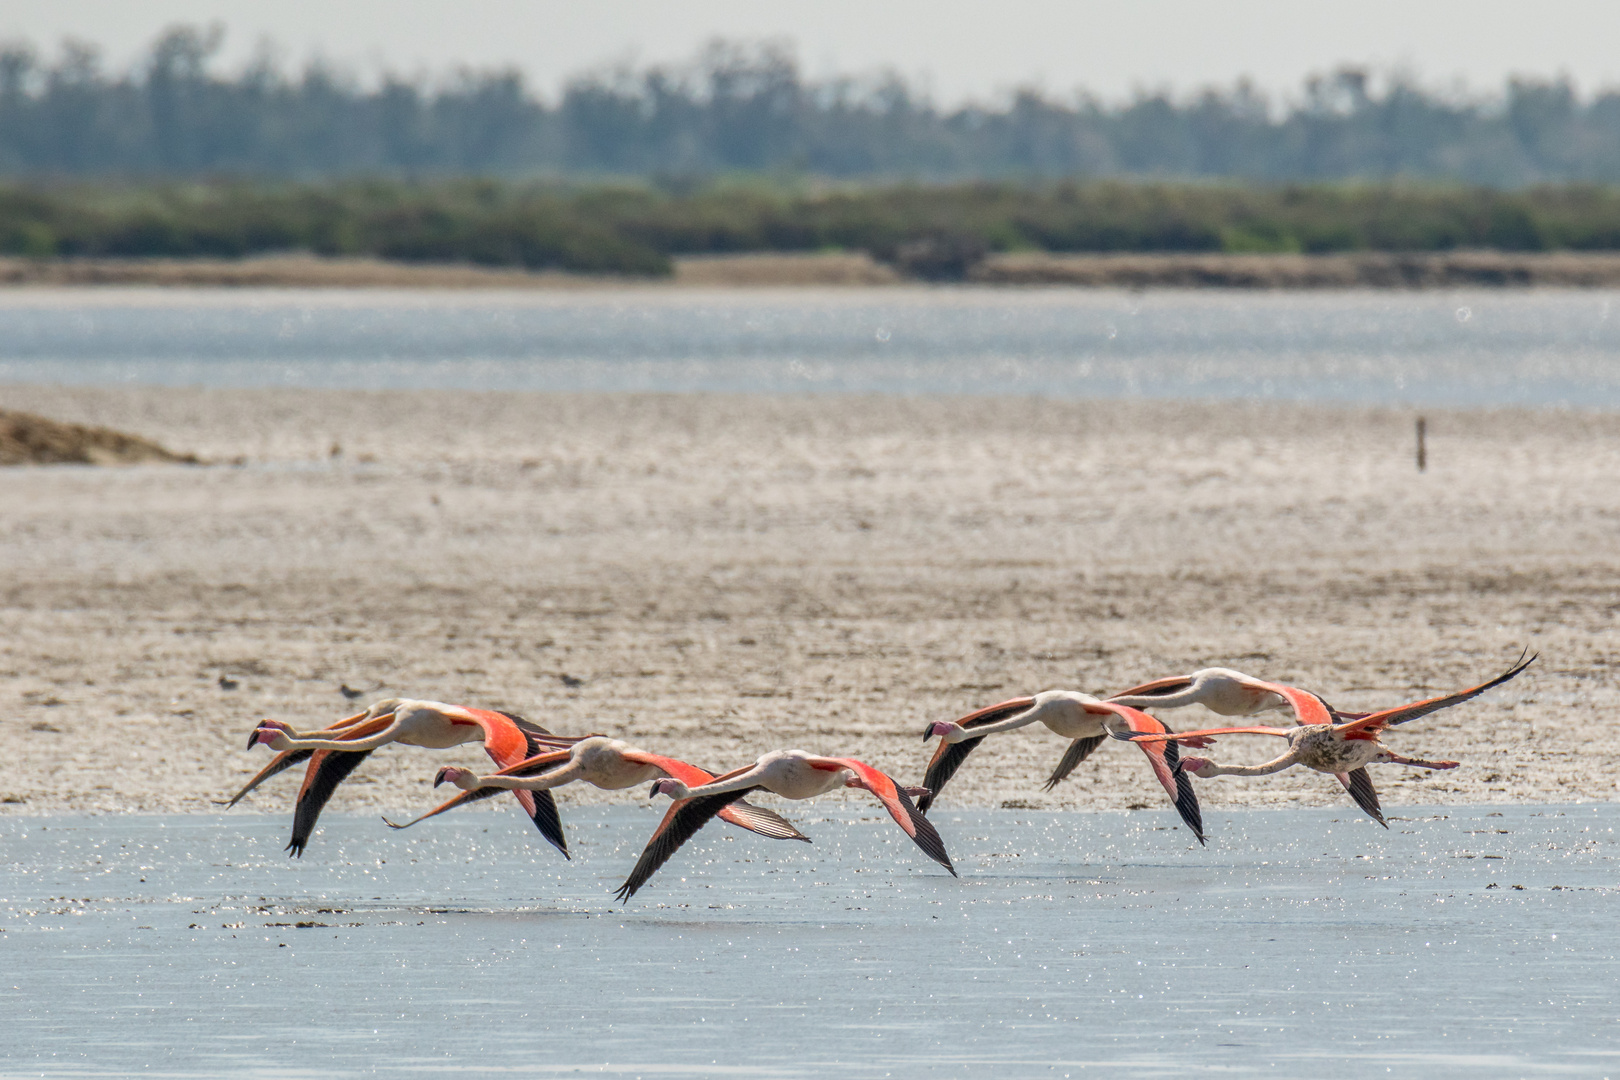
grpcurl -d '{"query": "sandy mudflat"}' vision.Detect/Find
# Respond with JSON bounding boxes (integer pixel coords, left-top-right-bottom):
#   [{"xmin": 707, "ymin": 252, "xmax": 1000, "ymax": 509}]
[{"xmin": 0, "ymin": 385, "xmax": 1615, "ymax": 821}]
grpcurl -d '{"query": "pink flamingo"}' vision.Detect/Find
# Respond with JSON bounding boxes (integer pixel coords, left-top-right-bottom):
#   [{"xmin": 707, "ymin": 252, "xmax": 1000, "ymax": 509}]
[
  {"xmin": 919, "ymin": 694, "xmax": 1210, "ymax": 842},
  {"xmin": 236, "ymin": 699, "xmax": 583, "ymax": 856},
  {"xmin": 1109, "ymin": 653, "xmax": 1534, "ymax": 825},
  {"xmin": 382, "ymin": 735, "xmax": 807, "ymax": 843},
  {"xmin": 617, "ymin": 750, "xmax": 954, "ymax": 902}
]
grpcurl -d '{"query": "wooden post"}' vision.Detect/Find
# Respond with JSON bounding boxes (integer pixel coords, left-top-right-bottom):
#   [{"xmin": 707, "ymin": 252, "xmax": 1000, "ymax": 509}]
[{"xmin": 1416, "ymin": 417, "xmax": 1427, "ymax": 472}]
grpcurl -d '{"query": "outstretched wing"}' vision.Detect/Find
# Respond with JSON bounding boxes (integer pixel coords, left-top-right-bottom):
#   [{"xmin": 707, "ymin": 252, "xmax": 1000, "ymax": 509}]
[
  {"xmin": 722, "ymin": 800, "xmax": 810, "ymax": 841},
  {"xmin": 1336, "ymin": 768, "xmax": 1387, "ymax": 827},
  {"xmin": 1111, "ymin": 724, "xmax": 1294, "ymax": 745},
  {"xmin": 382, "ymin": 750, "xmax": 572, "ymax": 831},
  {"xmin": 1098, "ymin": 704, "xmax": 1206, "ymax": 845},
  {"xmin": 622, "ymin": 751, "xmax": 809, "ymax": 842},
  {"xmin": 286, "ymin": 749, "xmax": 374, "ymax": 857},
  {"xmin": 829, "ymin": 758, "xmax": 955, "ymax": 876},
  {"xmin": 466, "ymin": 717, "xmax": 572, "ymax": 859},
  {"xmin": 1106, "ymin": 675, "xmax": 1195, "ymax": 701},
  {"xmin": 1095, "ymin": 705, "xmax": 1211, "ymax": 848},
  {"xmin": 918, "ymin": 696, "xmax": 1037, "ymax": 814},
  {"xmin": 1042, "ymin": 734, "xmax": 1106, "ymax": 791},
  {"xmin": 514, "ymin": 787, "xmax": 568, "ymax": 859},
  {"xmin": 1333, "ymin": 652, "xmax": 1535, "ymax": 738},
  {"xmin": 1159, "ymin": 739, "xmax": 1205, "ymax": 846},
  {"xmin": 614, "ymin": 787, "xmax": 759, "ymax": 903},
  {"xmin": 218, "ymin": 748, "xmax": 313, "ymax": 807}
]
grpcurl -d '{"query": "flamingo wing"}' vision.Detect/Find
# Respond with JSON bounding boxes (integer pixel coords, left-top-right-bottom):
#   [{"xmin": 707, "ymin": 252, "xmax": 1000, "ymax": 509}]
[
  {"xmin": 1110, "ymin": 724, "xmax": 1295, "ymax": 744},
  {"xmin": 621, "ymin": 751, "xmax": 809, "ymax": 842},
  {"xmin": 218, "ymin": 748, "xmax": 314, "ymax": 807},
  {"xmin": 826, "ymin": 758, "xmax": 956, "ymax": 875},
  {"xmin": 381, "ymin": 750, "xmax": 573, "ymax": 831},
  {"xmin": 281, "ymin": 711, "xmax": 400, "ymax": 856},
  {"xmin": 1260, "ymin": 683, "xmax": 1336, "ymax": 726},
  {"xmin": 286, "ymin": 748, "xmax": 374, "ymax": 857},
  {"xmin": 1041, "ymin": 734, "xmax": 1107, "ymax": 791},
  {"xmin": 918, "ymin": 696, "xmax": 1037, "ymax": 814},
  {"xmin": 469, "ymin": 711, "xmax": 571, "ymax": 859},
  {"xmin": 1095, "ymin": 705, "xmax": 1206, "ymax": 845},
  {"xmin": 614, "ymin": 787, "xmax": 760, "ymax": 903},
  {"xmin": 1333, "ymin": 652, "xmax": 1535, "ymax": 736},
  {"xmin": 721, "ymin": 801, "xmax": 810, "ymax": 841},
  {"xmin": 1336, "ymin": 768, "xmax": 1387, "ymax": 828},
  {"xmin": 1106, "ymin": 675, "xmax": 1195, "ymax": 700}
]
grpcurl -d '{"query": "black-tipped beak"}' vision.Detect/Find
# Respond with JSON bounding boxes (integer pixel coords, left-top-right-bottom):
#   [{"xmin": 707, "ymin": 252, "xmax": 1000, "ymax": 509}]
[
  {"xmin": 647, "ymin": 781, "xmax": 661, "ymax": 799},
  {"xmin": 920, "ymin": 724, "xmax": 934, "ymax": 743}
]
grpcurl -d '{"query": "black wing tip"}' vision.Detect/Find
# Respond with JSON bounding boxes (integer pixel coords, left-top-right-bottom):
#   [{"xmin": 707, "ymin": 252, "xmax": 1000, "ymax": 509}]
[{"xmin": 285, "ymin": 838, "xmax": 306, "ymax": 858}]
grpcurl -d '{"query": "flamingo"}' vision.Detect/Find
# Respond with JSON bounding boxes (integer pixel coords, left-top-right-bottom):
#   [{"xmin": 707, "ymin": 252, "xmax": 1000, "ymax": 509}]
[
  {"xmin": 1108, "ymin": 653, "xmax": 1535, "ymax": 825},
  {"xmin": 1106, "ymin": 669, "xmax": 1301, "ymax": 716},
  {"xmin": 918, "ymin": 694, "xmax": 1208, "ymax": 842},
  {"xmin": 237, "ymin": 699, "xmax": 584, "ymax": 857},
  {"xmin": 381, "ymin": 735, "xmax": 809, "ymax": 843},
  {"xmin": 615, "ymin": 750, "xmax": 955, "ymax": 902}
]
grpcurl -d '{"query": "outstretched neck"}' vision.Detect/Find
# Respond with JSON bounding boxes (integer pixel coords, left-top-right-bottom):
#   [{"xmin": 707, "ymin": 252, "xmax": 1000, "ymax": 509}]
[{"xmin": 1184, "ymin": 750, "xmax": 1301, "ymax": 778}]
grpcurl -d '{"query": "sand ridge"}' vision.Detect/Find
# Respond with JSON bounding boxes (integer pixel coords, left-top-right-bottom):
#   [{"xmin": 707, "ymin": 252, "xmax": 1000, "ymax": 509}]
[{"xmin": 0, "ymin": 385, "xmax": 1614, "ymax": 823}]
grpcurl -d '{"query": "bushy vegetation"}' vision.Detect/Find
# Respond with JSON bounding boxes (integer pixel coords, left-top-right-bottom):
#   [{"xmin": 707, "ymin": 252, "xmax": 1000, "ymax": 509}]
[
  {"xmin": 4, "ymin": 28, "xmax": 1620, "ymax": 186},
  {"xmin": 6, "ymin": 180, "xmax": 1620, "ymax": 277}
]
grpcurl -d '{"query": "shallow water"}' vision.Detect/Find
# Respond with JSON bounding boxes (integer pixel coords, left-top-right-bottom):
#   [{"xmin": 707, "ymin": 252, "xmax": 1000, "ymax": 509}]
[
  {"xmin": 2, "ymin": 288, "xmax": 1619, "ymax": 406},
  {"xmin": 1, "ymin": 805, "xmax": 1616, "ymax": 1077}
]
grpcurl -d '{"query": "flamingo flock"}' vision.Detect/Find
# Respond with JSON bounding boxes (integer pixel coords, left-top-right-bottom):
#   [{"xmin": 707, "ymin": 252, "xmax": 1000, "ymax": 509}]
[{"xmin": 222, "ymin": 651, "xmax": 1533, "ymax": 901}]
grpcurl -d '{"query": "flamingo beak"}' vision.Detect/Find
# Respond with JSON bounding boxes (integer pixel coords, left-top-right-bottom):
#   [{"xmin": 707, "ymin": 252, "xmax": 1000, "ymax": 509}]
[{"xmin": 432, "ymin": 768, "xmax": 453, "ymax": 788}]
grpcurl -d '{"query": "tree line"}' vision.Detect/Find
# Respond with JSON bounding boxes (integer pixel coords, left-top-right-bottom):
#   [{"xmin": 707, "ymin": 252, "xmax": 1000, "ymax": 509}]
[
  {"xmin": 7, "ymin": 180, "xmax": 1620, "ymax": 276},
  {"xmin": 2, "ymin": 26, "xmax": 1620, "ymax": 184}
]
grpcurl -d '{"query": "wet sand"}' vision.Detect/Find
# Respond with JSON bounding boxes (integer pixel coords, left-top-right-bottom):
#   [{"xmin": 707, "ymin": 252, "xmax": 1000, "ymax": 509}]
[{"xmin": 0, "ymin": 385, "xmax": 1614, "ymax": 819}]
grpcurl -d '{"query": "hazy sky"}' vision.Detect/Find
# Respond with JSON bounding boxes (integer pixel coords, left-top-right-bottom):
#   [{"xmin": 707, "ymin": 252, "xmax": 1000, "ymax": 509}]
[{"xmin": 3, "ymin": 0, "xmax": 1619, "ymax": 103}]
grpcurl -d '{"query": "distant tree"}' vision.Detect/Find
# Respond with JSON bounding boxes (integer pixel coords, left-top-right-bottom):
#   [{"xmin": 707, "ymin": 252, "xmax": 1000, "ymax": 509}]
[{"xmin": 3, "ymin": 26, "xmax": 1620, "ymax": 186}]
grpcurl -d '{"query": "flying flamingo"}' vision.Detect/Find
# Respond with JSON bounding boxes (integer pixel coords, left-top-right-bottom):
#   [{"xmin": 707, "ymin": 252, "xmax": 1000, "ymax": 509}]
[
  {"xmin": 998, "ymin": 663, "xmax": 1450, "ymax": 805},
  {"xmin": 1108, "ymin": 653, "xmax": 1535, "ymax": 825},
  {"xmin": 918, "ymin": 694, "xmax": 1209, "ymax": 842},
  {"xmin": 237, "ymin": 699, "xmax": 584, "ymax": 857},
  {"xmin": 382, "ymin": 735, "xmax": 809, "ymax": 843},
  {"xmin": 1107, "ymin": 669, "xmax": 1302, "ymax": 717},
  {"xmin": 615, "ymin": 750, "xmax": 955, "ymax": 902}
]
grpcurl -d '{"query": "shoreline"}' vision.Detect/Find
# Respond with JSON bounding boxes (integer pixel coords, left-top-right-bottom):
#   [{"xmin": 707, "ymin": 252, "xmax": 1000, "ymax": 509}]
[{"xmin": 5, "ymin": 249, "xmax": 1620, "ymax": 290}]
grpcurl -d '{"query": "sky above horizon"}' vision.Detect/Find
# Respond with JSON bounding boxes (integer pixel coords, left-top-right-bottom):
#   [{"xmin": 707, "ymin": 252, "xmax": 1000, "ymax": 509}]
[{"xmin": 2, "ymin": 0, "xmax": 1618, "ymax": 103}]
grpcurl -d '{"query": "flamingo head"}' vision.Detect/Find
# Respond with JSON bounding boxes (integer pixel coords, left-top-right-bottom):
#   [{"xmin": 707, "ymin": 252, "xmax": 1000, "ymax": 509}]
[
  {"xmin": 1178, "ymin": 755, "xmax": 1217, "ymax": 778},
  {"xmin": 434, "ymin": 766, "xmax": 477, "ymax": 789},
  {"xmin": 922, "ymin": 720, "xmax": 960, "ymax": 743},
  {"xmin": 248, "ymin": 720, "xmax": 290, "ymax": 749},
  {"xmin": 648, "ymin": 778, "xmax": 688, "ymax": 800}
]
